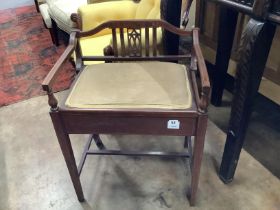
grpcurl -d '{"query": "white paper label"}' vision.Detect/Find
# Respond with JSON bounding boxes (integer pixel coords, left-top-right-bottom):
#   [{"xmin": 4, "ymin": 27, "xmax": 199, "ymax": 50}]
[{"xmin": 167, "ymin": 120, "xmax": 180, "ymax": 129}]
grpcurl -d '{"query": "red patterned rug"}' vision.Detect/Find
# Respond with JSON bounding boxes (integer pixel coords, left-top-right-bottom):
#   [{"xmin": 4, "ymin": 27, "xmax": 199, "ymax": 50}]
[{"xmin": 0, "ymin": 6, "xmax": 74, "ymax": 107}]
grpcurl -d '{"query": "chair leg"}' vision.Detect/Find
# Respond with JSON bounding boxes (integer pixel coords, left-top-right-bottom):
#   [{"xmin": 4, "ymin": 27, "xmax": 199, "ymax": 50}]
[
  {"xmin": 34, "ymin": 0, "xmax": 39, "ymax": 12},
  {"xmin": 189, "ymin": 114, "xmax": 207, "ymax": 206},
  {"xmin": 51, "ymin": 18, "xmax": 60, "ymax": 46},
  {"xmin": 50, "ymin": 112, "xmax": 85, "ymax": 202},
  {"xmin": 93, "ymin": 134, "xmax": 105, "ymax": 150},
  {"xmin": 49, "ymin": 27, "xmax": 59, "ymax": 46},
  {"xmin": 184, "ymin": 136, "xmax": 191, "ymax": 148}
]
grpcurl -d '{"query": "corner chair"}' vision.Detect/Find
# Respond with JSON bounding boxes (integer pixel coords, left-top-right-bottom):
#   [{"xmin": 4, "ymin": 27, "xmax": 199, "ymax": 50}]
[{"xmin": 42, "ymin": 19, "xmax": 210, "ymax": 206}]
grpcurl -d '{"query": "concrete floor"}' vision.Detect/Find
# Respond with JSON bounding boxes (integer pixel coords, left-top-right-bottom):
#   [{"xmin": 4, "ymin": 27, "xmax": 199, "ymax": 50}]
[
  {"xmin": 0, "ymin": 91, "xmax": 280, "ymax": 210},
  {"xmin": 209, "ymin": 90, "xmax": 280, "ymax": 178}
]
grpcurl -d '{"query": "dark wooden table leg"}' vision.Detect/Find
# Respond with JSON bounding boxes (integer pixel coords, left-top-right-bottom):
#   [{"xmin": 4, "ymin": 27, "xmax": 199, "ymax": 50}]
[
  {"xmin": 160, "ymin": 0, "xmax": 182, "ymax": 55},
  {"xmin": 93, "ymin": 134, "xmax": 106, "ymax": 150},
  {"xmin": 50, "ymin": 111, "xmax": 85, "ymax": 201},
  {"xmin": 34, "ymin": 0, "xmax": 39, "ymax": 12},
  {"xmin": 211, "ymin": 7, "xmax": 238, "ymax": 106},
  {"xmin": 219, "ymin": 19, "xmax": 276, "ymax": 183},
  {"xmin": 51, "ymin": 18, "xmax": 60, "ymax": 46},
  {"xmin": 184, "ymin": 136, "xmax": 191, "ymax": 148},
  {"xmin": 189, "ymin": 114, "xmax": 207, "ymax": 206}
]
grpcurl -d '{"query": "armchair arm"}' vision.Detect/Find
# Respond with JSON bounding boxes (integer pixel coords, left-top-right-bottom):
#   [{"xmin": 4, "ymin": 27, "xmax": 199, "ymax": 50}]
[
  {"xmin": 192, "ymin": 28, "xmax": 211, "ymax": 112},
  {"xmin": 78, "ymin": 1, "xmax": 138, "ymax": 31},
  {"xmin": 42, "ymin": 32, "xmax": 77, "ymax": 92},
  {"xmin": 42, "ymin": 32, "xmax": 77, "ymax": 110}
]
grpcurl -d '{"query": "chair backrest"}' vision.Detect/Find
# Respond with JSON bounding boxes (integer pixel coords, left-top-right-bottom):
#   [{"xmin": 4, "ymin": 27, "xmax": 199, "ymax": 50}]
[{"xmin": 75, "ymin": 19, "xmax": 192, "ymax": 62}]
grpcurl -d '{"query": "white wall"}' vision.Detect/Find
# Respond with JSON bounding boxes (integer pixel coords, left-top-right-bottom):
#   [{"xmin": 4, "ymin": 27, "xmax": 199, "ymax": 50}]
[
  {"xmin": 187, "ymin": 0, "xmax": 196, "ymax": 29},
  {"xmin": 0, "ymin": 0, "xmax": 34, "ymax": 10},
  {"xmin": 181, "ymin": 0, "xmax": 196, "ymax": 29}
]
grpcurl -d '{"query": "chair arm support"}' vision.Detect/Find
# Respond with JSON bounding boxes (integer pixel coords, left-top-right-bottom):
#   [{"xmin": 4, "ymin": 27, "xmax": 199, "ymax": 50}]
[
  {"xmin": 192, "ymin": 28, "xmax": 211, "ymax": 112},
  {"xmin": 42, "ymin": 32, "xmax": 77, "ymax": 110},
  {"xmin": 42, "ymin": 32, "xmax": 77, "ymax": 92}
]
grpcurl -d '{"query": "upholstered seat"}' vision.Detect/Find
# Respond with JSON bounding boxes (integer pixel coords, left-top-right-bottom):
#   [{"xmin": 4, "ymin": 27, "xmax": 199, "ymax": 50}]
[{"xmin": 65, "ymin": 62, "xmax": 192, "ymax": 109}]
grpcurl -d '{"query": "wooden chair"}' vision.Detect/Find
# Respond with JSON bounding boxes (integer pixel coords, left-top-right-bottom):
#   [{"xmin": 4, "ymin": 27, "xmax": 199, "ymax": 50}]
[
  {"xmin": 196, "ymin": 0, "xmax": 279, "ymax": 183},
  {"xmin": 42, "ymin": 19, "xmax": 210, "ymax": 206}
]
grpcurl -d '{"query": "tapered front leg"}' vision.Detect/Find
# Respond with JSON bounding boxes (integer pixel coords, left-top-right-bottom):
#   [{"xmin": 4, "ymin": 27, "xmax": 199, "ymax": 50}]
[
  {"xmin": 50, "ymin": 111, "xmax": 85, "ymax": 202},
  {"xmin": 93, "ymin": 134, "xmax": 106, "ymax": 150},
  {"xmin": 189, "ymin": 114, "xmax": 207, "ymax": 206},
  {"xmin": 184, "ymin": 136, "xmax": 191, "ymax": 148}
]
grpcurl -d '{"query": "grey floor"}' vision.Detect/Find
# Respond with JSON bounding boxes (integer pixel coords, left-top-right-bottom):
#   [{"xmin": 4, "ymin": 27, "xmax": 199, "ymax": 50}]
[
  {"xmin": 208, "ymin": 90, "xmax": 280, "ymax": 178},
  {"xmin": 0, "ymin": 92, "xmax": 279, "ymax": 210}
]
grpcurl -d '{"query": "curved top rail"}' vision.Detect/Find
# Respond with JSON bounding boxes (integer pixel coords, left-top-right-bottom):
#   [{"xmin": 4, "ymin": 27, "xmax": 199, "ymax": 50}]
[{"xmin": 76, "ymin": 19, "xmax": 192, "ymax": 38}]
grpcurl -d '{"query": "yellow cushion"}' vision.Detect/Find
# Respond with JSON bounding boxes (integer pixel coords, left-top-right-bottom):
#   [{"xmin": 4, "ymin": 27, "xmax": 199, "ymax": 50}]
[
  {"xmin": 65, "ymin": 62, "xmax": 192, "ymax": 109},
  {"xmin": 78, "ymin": 1, "xmax": 138, "ymax": 32},
  {"xmin": 111, "ymin": 28, "xmax": 163, "ymax": 56},
  {"xmin": 78, "ymin": 0, "xmax": 161, "ymax": 33},
  {"xmin": 78, "ymin": 29, "xmax": 163, "ymax": 65},
  {"xmin": 79, "ymin": 34, "xmax": 113, "ymax": 64},
  {"xmin": 88, "ymin": 0, "xmax": 131, "ymax": 3},
  {"xmin": 135, "ymin": 0, "xmax": 161, "ymax": 19}
]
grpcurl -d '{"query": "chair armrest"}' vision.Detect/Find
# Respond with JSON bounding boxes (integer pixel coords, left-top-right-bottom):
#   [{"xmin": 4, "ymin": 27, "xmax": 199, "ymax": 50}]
[
  {"xmin": 78, "ymin": 1, "xmax": 138, "ymax": 31},
  {"xmin": 42, "ymin": 32, "xmax": 77, "ymax": 92},
  {"xmin": 192, "ymin": 28, "xmax": 211, "ymax": 112}
]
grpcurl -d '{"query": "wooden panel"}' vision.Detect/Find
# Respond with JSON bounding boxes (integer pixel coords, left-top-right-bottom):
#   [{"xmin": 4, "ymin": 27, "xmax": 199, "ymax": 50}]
[
  {"xmin": 271, "ymin": 0, "xmax": 280, "ymax": 15},
  {"xmin": 231, "ymin": 14, "xmax": 249, "ymax": 59},
  {"xmin": 200, "ymin": 3, "xmax": 280, "ymax": 86},
  {"xmin": 264, "ymin": 27, "xmax": 280, "ymax": 85},
  {"xmin": 62, "ymin": 113, "xmax": 197, "ymax": 136},
  {"xmin": 230, "ymin": 0, "xmax": 254, "ymax": 7},
  {"xmin": 202, "ymin": 2, "xmax": 219, "ymax": 42}
]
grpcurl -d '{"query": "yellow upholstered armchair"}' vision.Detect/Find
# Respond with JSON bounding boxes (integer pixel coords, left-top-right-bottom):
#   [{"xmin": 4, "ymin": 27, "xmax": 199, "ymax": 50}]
[
  {"xmin": 77, "ymin": 0, "xmax": 161, "ymax": 31},
  {"xmin": 38, "ymin": 0, "xmax": 130, "ymax": 45},
  {"xmin": 71, "ymin": 0, "xmax": 162, "ymax": 64}
]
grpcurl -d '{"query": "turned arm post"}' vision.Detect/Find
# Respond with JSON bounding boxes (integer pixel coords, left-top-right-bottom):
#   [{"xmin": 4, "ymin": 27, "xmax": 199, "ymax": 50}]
[
  {"xmin": 47, "ymin": 90, "xmax": 58, "ymax": 111},
  {"xmin": 42, "ymin": 32, "xmax": 77, "ymax": 111},
  {"xmin": 192, "ymin": 28, "xmax": 211, "ymax": 113}
]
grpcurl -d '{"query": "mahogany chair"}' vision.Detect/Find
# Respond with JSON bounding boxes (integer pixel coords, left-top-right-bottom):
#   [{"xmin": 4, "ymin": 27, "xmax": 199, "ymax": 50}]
[{"xmin": 42, "ymin": 19, "xmax": 210, "ymax": 206}]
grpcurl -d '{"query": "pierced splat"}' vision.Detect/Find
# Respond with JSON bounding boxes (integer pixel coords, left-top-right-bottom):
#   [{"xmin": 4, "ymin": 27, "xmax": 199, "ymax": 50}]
[{"xmin": 127, "ymin": 28, "xmax": 142, "ymax": 57}]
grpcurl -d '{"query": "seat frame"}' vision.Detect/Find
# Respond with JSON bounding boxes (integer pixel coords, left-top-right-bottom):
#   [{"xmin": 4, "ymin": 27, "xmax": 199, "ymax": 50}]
[{"xmin": 42, "ymin": 19, "xmax": 210, "ymax": 206}]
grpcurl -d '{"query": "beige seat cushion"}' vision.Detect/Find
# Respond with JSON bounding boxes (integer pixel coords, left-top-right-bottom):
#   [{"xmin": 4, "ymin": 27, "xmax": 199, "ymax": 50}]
[{"xmin": 65, "ymin": 62, "xmax": 192, "ymax": 109}]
